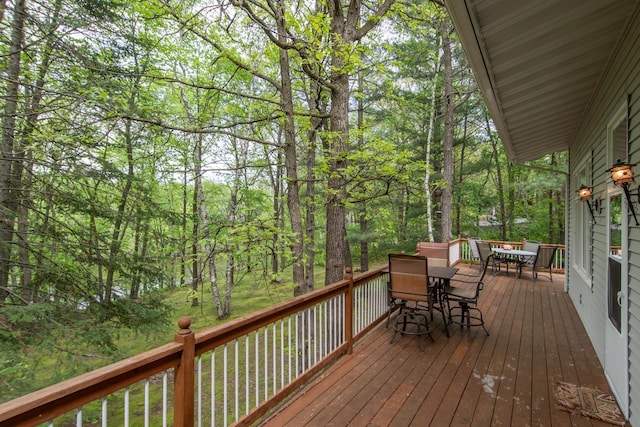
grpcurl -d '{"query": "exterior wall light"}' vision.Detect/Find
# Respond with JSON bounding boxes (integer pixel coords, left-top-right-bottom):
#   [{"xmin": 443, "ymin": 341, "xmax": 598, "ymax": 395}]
[
  {"xmin": 608, "ymin": 160, "xmax": 639, "ymax": 226},
  {"xmin": 577, "ymin": 185, "xmax": 596, "ymax": 223}
]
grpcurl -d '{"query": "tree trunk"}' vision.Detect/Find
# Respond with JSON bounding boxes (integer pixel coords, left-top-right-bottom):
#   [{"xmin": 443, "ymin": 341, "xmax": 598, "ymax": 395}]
[
  {"xmin": 105, "ymin": 55, "xmax": 147, "ymax": 302},
  {"xmin": 130, "ymin": 214, "xmax": 143, "ymax": 299},
  {"xmin": 88, "ymin": 194, "xmax": 104, "ymax": 299},
  {"xmin": 0, "ymin": 0, "xmax": 7, "ymax": 24},
  {"xmin": 485, "ymin": 109, "xmax": 507, "ymax": 241},
  {"xmin": 455, "ymin": 115, "xmax": 469, "ymax": 237},
  {"xmin": 324, "ymin": 0, "xmax": 395, "ymax": 284},
  {"xmin": 304, "ymin": 77, "xmax": 323, "ymax": 291},
  {"xmin": 194, "ymin": 134, "xmax": 224, "ymax": 317},
  {"xmin": 180, "ymin": 159, "xmax": 188, "ymax": 288},
  {"xmin": 16, "ymin": 151, "xmax": 32, "ymax": 301},
  {"xmin": 262, "ymin": 141, "xmax": 282, "ymax": 277},
  {"xmin": 273, "ymin": 0, "xmax": 307, "ymax": 294},
  {"xmin": 191, "ymin": 159, "xmax": 200, "ymax": 306},
  {"xmin": 425, "ymin": 35, "xmax": 442, "ymax": 243},
  {"xmin": 15, "ymin": 0, "xmax": 62, "ymax": 302},
  {"xmin": 324, "ymin": 48, "xmax": 350, "ymax": 284},
  {"xmin": 104, "ymin": 113, "xmax": 135, "ymax": 303},
  {"xmin": 357, "ymin": 70, "xmax": 368, "ymax": 271},
  {"xmin": 439, "ymin": 19, "xmax": 454, "ymax": 243},
  {"xmin": 0, "ymin": 0, "xmax": 26, "ymax": 300},
  {"xmin": 221, "ymin": 141, "xmax": 244, "ymax": 318}
]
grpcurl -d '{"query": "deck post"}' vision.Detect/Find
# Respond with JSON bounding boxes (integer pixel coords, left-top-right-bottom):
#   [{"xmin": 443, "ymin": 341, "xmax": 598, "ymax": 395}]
[
  {"xmin": 173, "ymin": 316, "xmax": 195, "ymax": 427},
  {"xmin": 344, "ymin": 268, "xmax": 353, "ymax": 355}
]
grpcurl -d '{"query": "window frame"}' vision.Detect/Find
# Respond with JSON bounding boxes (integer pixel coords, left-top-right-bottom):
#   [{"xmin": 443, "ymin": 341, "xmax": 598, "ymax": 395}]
[{"xmin": 572, "ymin": 154, "xmax": 593, "ymax": 286}]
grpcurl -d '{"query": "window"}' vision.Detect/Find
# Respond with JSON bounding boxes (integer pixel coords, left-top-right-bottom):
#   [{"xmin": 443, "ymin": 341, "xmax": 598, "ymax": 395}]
[
  {"xmin": 606, "ymin": 101, "xmax": 628, "ymax": 331},
  {"xmin": 573, "ymin": 156, "xmax": 593, "ymax": 284}
]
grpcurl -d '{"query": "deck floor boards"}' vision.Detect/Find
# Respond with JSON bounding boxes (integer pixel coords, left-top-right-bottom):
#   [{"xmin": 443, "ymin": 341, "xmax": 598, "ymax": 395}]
[{"xmin": 259, "ymin": 266, "xmax": 621, "ymax": 426}]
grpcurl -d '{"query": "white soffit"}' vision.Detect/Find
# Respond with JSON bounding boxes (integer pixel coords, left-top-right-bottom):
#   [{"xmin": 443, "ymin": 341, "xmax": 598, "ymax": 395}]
[{"xmin": 445, "ymin": 0, "xmax": 639, "ymax": 164}]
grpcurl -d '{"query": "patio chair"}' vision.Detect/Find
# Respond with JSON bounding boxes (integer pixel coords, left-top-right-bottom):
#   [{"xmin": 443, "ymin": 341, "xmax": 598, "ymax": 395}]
[
  {"xmin": 387, "ymin": 253, "xmax": 433, "ymax": 351},
  {"xmin": 468, "ymin": 237, "xmax": 481, "ymax": 269},
  {"xmin": 415, "ymin": 241, "xmax": 449, "ymax": 267},
  {"xmin": 414, "ymin": 241, "xmax": 450, "ymax": 318},
  {"xmin": 530, "ymin": 246, "xmax": 557, "ymax": 281},
  {"xmin": 517, "ymin": 240, "xmax": 541, "ymax": 277},
  {"xmin": 445, "ymin": 254, "xmax": 493, "ymax": 338},
  {"xmin": 523, "ymin": 239, "xmax": 541, "ymax": 253},
  {"xmin": 476, "ymin": 240, "xmax": 499, "ymax": 274}
]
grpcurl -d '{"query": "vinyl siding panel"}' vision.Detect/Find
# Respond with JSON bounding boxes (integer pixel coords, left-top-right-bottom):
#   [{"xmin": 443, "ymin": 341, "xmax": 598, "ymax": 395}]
[
  {"xmin": 569, "ymin": 6, "xmax": 640, "ymax": 423},
  {"xmin": 628, "ymin": 71, "xmax": 640, "ymax": 424}
]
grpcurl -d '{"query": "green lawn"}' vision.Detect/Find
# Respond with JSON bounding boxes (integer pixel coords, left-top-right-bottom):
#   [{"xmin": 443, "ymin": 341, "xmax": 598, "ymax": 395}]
[{"xmin": 2, "ymin": 275, "xmax": 297, "ymax": 404}]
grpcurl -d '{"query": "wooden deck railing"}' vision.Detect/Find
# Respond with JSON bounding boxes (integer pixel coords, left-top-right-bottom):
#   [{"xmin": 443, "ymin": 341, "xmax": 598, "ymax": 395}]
[
  {"xmin": 0, "ymin": 268, "xmax": 390, "ymax": 427},
  {"xmin": 0, "ymin": 239, "xmax": 565, "ymax": 427}
]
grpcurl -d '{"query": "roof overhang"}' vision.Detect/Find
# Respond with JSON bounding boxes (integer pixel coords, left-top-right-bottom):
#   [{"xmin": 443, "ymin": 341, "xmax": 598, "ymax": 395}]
[{"xmin": 445, "ymin": 0, "xmax": 640, "ymax": 164}]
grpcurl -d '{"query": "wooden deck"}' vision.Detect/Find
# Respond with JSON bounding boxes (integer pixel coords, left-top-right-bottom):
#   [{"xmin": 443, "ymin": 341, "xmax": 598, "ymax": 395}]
[{"xmin": 259, "ymin": 265, "xmax": 622, "ymax": 426}]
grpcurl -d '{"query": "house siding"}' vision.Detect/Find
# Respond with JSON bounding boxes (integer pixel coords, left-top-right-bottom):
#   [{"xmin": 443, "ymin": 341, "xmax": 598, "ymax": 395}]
[{"xmin": 569, "ymin": 5, "xmax": 640, "ymax": 423}]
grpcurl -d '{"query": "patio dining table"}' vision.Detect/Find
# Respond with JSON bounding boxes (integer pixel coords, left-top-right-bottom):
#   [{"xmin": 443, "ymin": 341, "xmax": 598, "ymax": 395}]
[
  {"xmin": 492, "ymin": 247, "xmax": 537, "ymax": 278},
  {"xmin": 383, "ymin": 263, "xmax": 458, "ymax": 337},
  {"xmin": 425, "ymin": 265, "xmax": 458, "ymax": 337}
]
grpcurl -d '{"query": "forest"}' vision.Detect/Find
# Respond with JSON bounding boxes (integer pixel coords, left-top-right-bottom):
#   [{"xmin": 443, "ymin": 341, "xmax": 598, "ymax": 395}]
[{"xmin": 0, "ymin": 0, "xmax": 566, "ymax": 400}]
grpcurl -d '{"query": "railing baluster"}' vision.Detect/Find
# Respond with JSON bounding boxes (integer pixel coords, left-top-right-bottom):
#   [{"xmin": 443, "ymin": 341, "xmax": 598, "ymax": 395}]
[
  {"xmin": 272, "ymin": 323, "xmax": 276, "ymax": 395},
  {"xmin": 263, "ymin": 327, "xmax": 268, "ymax": 402},
  {"xmin": 223, "ymin": 343, "xmax": 228, "ymax": 427},
  {"xmin": 163, "ymin": 372, "xmax": 168, "ymax": 427},
  {"xmin": 323, "ymin": 302, "xmax": 327, "ymax": 357},
  {"xmin": 360, "ymin": 285, "xmax": 364, "ymax": 333},
  {"xmin": 287, "ymin": 316, "xmax": 292, "ymax": 382},
  {"xmin": 280, "ymin": 319, "xmax": 285, "ymax": 389},
  {"xmin": 124, "ymin": 388, "xmax": 129, "ymax": 427},
  {"xmin": 197, "ymin": 355, "xmax": 202, "ymax": 427},
  {"xmin": 303, "ymin": 309, "xmax": 307, "ymax": 370},
  {"xmin": 235, "ymin": 338, "xmax": 239, "ymax": 424},
  {"xmin": 76, "ymin": 407, "xmax": 82, "ymax": 426},
  {"xmin": 313, "ymin": 306, "xmax": 318, "ymax": 366},
  {"xmin": 245, "ymin": 334, "xmax": 249, "ymax": 416},
  {"xmin": 254, "ymin": 330, "xmax": 259, "ymax": 407},
  {"xmin": 144, "ymin": 379, "xmax": 150, "ymax": 427},
  {"xmin": 295, "ymin": 314, "xmax": 299, "ymax": 376},
  {"xmin": 102, "ymin": 397, "xmax": 108, "ymax": 427},
  {"xmin": 309, "ymin": 308, "xmax": 313, "ymax": 367},
  {"xmin": 329, "ymin": 297, "xmax": 334, "ymax": 351},
  {"xmin": 214, "ymin": 350, "xmax": 218, "ymax": 426}
]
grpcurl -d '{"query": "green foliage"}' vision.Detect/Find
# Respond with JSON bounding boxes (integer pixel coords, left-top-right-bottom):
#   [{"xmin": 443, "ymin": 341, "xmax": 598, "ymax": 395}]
[{"xmin": 0, "ymin": 0, "xmax": 567, "ymax": 407}]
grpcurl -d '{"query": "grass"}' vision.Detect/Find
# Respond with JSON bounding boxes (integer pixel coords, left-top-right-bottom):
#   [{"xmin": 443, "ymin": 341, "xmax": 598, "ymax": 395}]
[
  {"xmin": 2, "ymin": 272, "xmax": 298, "ymax": 407},
  {"xmin": 118, "ymin": 277, "xmax": 297, "ymax": 354}
]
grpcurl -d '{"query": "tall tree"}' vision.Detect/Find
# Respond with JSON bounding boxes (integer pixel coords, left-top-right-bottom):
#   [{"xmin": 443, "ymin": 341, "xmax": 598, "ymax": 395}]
[
  {"xmin": 323, "ymin": 0, "xmax": 396, "ymax": 284},
  {"xmin": 0, "ymin": 0, "xmax": 26, "ymax": 301},
  {"xmin": 439, "ymin": 17, "xmax": 454, "ymax": 242}
]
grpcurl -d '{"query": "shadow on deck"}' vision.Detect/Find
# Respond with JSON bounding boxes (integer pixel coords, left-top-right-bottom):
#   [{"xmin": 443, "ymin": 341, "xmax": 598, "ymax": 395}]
[{"xmin": 259, "ymin": 265, "xmax": 619, "ymax": 426}]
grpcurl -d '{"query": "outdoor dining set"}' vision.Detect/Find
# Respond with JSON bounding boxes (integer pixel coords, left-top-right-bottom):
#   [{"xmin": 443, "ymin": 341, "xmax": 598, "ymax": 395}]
[
  {"xmin": 386, "ymin": 239, "xmax": 556, "ymax": 351},
  {"xmin": 470, "ymin": 238, "xmax": 557, "ymax": 281}
]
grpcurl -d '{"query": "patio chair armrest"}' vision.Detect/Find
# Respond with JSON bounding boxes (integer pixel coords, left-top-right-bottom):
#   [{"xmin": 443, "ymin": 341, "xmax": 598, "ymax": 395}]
[
  {"xmin": 452, "ymin": 271, "xmax": 484, "ymax": 280},
  {"xmin": 447, "ymin": 277, "xmax": 482, "ymax": 286}
]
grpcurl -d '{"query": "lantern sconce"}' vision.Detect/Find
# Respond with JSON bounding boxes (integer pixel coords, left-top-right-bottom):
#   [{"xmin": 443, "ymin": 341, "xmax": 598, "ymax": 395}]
[
  {"xmin": 577, "ymin": 185, "xmax": 596, "ymax": 223},
  {"xmin": 608, "ymin": 160, "xmax": 640, "ymax": 226}
]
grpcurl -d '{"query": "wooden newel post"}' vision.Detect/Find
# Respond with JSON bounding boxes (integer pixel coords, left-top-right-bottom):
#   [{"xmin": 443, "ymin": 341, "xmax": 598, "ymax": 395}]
[
  {"xmin": 344, "ymin": 267, "xmax": 353, "ymax": 355},
  {"xmin": 174, "ymin": 316, "xmax": 195, "ymax": 427}
]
